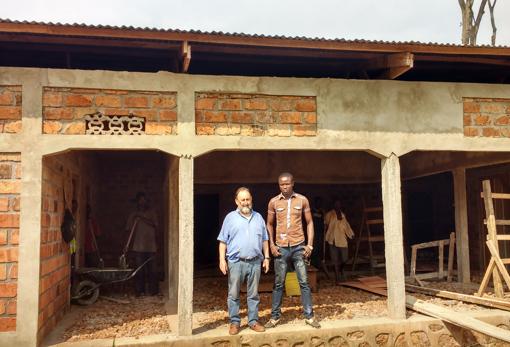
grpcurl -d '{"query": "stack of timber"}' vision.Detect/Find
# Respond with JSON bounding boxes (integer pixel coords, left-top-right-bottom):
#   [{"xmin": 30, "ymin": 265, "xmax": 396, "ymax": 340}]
[{"xmin": 341, "ymin": 276, "xmax": 510, "ymax": 343}]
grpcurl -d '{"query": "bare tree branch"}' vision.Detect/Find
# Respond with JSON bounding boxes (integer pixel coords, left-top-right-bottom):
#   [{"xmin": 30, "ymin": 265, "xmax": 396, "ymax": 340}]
[
  {"xmin": 488, "ymin": 0, "xmax": 497, "ymax": 46},
  {"xmin": 471, "ymin": 0, "xmax": 488, "ymax": 44}
]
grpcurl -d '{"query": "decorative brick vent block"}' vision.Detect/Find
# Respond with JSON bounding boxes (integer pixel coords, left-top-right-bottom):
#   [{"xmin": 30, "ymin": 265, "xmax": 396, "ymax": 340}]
[
  {"xmin": 42, "ymin": 87, "xmax": 177, "ymax": 135},
  {"xmin": 0, "ymin": 86, "xmax": 22, "ymax": 134},
  {"xmin": 195, "ymin": 93, "xmax": 317, "ymax": 136},
  {"xmin": 463, "ymin": 97, "xmax": 510, "ymax": 137},
  {"xmin": 85, "ymin": 112, "xmax": 145, "ymax": 135},
  {"xmin": 0, "ymin": 153, "xmax": 20, "ymax": 332}
]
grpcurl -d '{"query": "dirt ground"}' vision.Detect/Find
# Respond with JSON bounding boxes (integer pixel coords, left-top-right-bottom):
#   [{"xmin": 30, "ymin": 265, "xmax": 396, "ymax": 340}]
[
  {"xmin": 62, "ymin": 295, "xmax": 170, "ymax": 342},
  {"xmin": 60, "ymin": 274, "xmax": 494, "ymax": 342}
]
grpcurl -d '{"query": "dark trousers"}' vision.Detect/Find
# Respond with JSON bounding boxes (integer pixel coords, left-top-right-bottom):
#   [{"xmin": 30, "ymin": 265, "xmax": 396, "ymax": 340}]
[
  {"xmin": 329, "ymin": 244, "xmax": 348, "ymax": 281},
  {"xmin": 133, "ymin": 251, "xmax": 158, "ymax": 295}
]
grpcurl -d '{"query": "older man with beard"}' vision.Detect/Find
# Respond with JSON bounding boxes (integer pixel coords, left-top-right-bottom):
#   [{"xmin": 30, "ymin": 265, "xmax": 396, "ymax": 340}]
[{"xmin": 218, "ymin": 187, "xmax": 270, "ymax": 335}]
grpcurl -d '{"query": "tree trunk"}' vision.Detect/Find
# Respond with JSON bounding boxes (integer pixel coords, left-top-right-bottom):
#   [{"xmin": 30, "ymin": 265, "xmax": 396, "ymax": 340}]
[{"xmin": 458, "ymin": 0, "xmax": 489, "ymax": 46}]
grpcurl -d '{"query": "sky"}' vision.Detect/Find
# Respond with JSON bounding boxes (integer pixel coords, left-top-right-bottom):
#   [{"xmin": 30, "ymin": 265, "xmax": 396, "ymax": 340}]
[{"xmin": 2, "ymin": 0, "xmax": 509, "ymax": 46}]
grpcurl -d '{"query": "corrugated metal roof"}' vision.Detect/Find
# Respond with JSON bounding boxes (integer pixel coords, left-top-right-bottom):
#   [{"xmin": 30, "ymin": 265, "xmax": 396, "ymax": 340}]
[{"xmin": 1, "ymin": 17, "xmax": 508, "ymax": 49}]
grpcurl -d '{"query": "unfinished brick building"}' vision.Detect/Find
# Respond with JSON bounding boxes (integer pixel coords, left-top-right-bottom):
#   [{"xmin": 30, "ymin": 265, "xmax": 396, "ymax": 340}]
[{"xmin": 0, "ymin": 19, "xmax": 510, "ymax": 346}]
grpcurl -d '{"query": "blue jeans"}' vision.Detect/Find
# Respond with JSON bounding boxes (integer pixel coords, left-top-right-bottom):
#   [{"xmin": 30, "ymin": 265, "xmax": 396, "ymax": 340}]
[
  {"xmin": 271, "ymin": 244, "xmax": 314, "ymax": 319},
  {"xmin": 227, "ymin": 259, "xmax": 261, "ymax": 326}
]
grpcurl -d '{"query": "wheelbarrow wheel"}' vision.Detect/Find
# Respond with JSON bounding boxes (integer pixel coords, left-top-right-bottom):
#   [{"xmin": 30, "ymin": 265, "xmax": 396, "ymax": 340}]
[{"xmin": 74, "ymin": 280, "xmax": 100, "ymax": 305}]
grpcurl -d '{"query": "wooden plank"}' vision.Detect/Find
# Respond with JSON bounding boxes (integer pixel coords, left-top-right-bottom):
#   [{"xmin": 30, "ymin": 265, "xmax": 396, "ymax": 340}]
[
  {"xmin": 438, "ymin": 240, "xmax": 445, "ymax": 280},
  {"xmin": 367, "ymin": 235, "xmax": 385, "ymax": 242},
  {"xmin": 342, "ymin": 281, "xmax": 510, "ymax": 343},
  {"xmin": 486, "ymin": 240, "xmax": 510, "ymax": 290},
  {"xmin": 181, "ymin": 41, "xmax": 191, "ymax": 73},
  {"xmin": 477, "ymin": 258, "xmax": 496, "ymax": 296},
  {"xmin": 481, "ymin": 192, "xmax": 510, "ymax": 200},
  {"xmin": 415, "ymin": 271, "xmax": 449, "ymax": 280},
  {"xmin": 358, "ymin": 276, "xmax": 387, "ymax": 286},
  {"xmin": 364, "ymin": 207, "xmax": 383, "ymax": 212},
  {"xmin": 497, "ymin": 235, "xmax": 510, "ymax": 240},
  {"xmin": 406, "ymin": 296, "xmax": 510, "ymax": 343},
  {"xmin": 406, "ymin": 284, "xmax": 510, "ymax": 311},
  {"xmin": 410, "ymin": 246, "xmax": 417, "ymax": 278},
  {"xmin": 340, "ymin": 281, "xmax": 388, "ymax": 296},
  {"xmin": 378, "ymin": 65, "xmax": 413, "ymax": 80},
  {"xmin": 447, "ymin": 233, "xmax": 455, "ymax": 282},
  {"xmin": 484, "ymin": 219, "xmax": 510, "ymax": 226},
  {"xmin": 482, "ymin": 179, "xmax": 504, "ymax": 297},
  {"xmin": 366, "ymin": 219, "xmax": 384, "ymax": 225},
  {"xmin": 412, "ymin": 238, "xmax": 451, "ymax": 250},
  {"xmin": 351, "ymin": 206, "xmax": 366, "ymax": 271}
]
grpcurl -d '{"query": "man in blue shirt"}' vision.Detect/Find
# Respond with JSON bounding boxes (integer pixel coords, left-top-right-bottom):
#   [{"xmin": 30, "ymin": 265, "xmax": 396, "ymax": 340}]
[{"xmin": 218, "ymin": 187, "xmax": 270, "ymax": 335}]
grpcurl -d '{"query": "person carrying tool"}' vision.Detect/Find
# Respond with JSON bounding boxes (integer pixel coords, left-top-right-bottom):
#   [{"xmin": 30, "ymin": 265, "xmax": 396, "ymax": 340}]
[
  {"xmin": 125, "ymin": 192, "xmax": 159, "ymax": 296},
  {"xmin": 84, "ymin": 204, "xmax": 103, "ymax": 268}
]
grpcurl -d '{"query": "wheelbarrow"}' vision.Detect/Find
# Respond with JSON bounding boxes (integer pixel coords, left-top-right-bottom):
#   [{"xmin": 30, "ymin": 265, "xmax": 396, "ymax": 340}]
[{"xmin": 71, "ymin": 255, "xmax": 154, "ymax": 305}]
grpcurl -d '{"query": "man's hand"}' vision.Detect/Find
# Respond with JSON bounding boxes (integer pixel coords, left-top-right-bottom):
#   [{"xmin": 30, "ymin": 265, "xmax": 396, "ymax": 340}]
[
  {"xmin": 270, "ymin": 244, "xmax": 281, "ymax": 257},
  {"xmin": 263, "ymin": 258, "xmax": 270, "ymax": 273},
  {"xmin": 219, "ymin": 258, "xmax": 228, "ymax": 275},
  {"xmin": 303, "ymin": 245, "xmax": 313, "ymax": 258}
]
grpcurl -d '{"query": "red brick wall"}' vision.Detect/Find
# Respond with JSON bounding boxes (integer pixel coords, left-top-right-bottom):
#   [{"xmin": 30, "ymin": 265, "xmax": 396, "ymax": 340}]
[
  {"xmin": 42, "ymin": 87, "xmax": 177, "ymax": 135},
  {"xmin": 0, "ymin": 86, "xmax": 22, "ymax": 134},
  {"xmin": 39, "ymin": 156, "xmax": 73, "ymax": 339},
  {"xmin": 0, "ymin": 153, "xmax": 20, "ymax": 332},
  {"xmin": 463, "ymin": 98, "xmax": 510, "ymax": 137},
  {"xmin": 195, "ymin": 93, "xmax": 317, "ymax": 136}
]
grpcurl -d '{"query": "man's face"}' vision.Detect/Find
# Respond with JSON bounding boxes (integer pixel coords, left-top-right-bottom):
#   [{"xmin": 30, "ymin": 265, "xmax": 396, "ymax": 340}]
[
  {"xmin": 137, "ymin": 196, "xmax": 147, "ymax": 209},
  {"xmin": 235, "ymin": 190, "xmax": 253, "ymax": 214},
  {"xmin": 278, "ymin": 176, "xmax": 294, "ymax": 195}
]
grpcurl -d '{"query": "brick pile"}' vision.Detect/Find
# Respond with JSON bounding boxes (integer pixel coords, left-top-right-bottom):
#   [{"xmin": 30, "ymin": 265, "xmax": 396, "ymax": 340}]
[
  {"xmin": 42, "ymin": 87, "xmax": 177, "ymax": 135},
  {"xmin": 0, "ymin": 86, "xmax": 22, "ymax": 134},
  {"xmin": 463, "ymin": 98, "xmax": 510, "ymax": 137},
  {"xmin": 0, "ymin": 153, "xmax": 20, "ymax": 332},
  {"xmin": 195, "ymin": 93, "xmax": 317, "ymax": 136}
]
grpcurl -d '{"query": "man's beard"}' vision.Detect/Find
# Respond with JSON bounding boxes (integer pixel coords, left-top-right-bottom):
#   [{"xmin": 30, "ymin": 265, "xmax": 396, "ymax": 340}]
[{"xmin": 240, "ymin": 206, "xmax": 252, "ymax": 214}]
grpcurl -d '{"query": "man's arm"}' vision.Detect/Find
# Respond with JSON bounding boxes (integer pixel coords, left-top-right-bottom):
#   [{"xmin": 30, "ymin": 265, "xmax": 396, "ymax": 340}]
[
  {"xmin": 219, "ymin": 241, "xmax": 228, "ymax": 275},
  {"xmin": 267, "ymin": 201, "xmax": 281, "ymax": 257},
  {"xmin": 303, "ymin": 199, "xmax": 314, "ymax": 258},
  {"xmin": 262, "ymin": 240, "xmax": 270, "ymax": 273}
]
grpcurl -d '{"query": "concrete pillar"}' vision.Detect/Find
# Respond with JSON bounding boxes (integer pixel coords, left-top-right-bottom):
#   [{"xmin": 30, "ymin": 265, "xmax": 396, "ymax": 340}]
[
  {"xmin": 17, "ymin": 82, "xmax": 44, "ymax": 346},
  {"xmin": 381, "ymin": 153, "xmax": 406, "ymax": 320},
  {"xmin": 177, "ymin": 155, "xmax": 194, "ymax": 336},
  {"xmin": 167, "ymin": 156, "xmax": 179, "ymax": 307},
  {"xmin": 453, "ymin": 168, "xmax": 470, "ymax": 283}
]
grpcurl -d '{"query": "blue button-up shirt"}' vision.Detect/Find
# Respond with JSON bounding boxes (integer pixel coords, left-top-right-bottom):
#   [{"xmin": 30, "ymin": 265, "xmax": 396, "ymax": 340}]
[{"xmin": 217, "ymin": 209, "xmax": 269, "ymax": 262}]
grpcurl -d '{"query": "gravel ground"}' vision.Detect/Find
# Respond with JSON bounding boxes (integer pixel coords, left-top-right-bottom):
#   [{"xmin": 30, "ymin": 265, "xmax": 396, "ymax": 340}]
[
  {"xmin": 61, "ymin": 276, "xmax": 495, "ymax": 341},
  {"xmin": 62, "ymin": 295, "xmax": 170, "ymax": 342}
]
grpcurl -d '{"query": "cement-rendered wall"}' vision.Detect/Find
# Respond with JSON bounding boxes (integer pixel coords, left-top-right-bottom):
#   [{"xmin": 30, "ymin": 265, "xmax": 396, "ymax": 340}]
[{"xmin": 0, "ymin": 66, "xmax": 509, "ymax": 346}]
